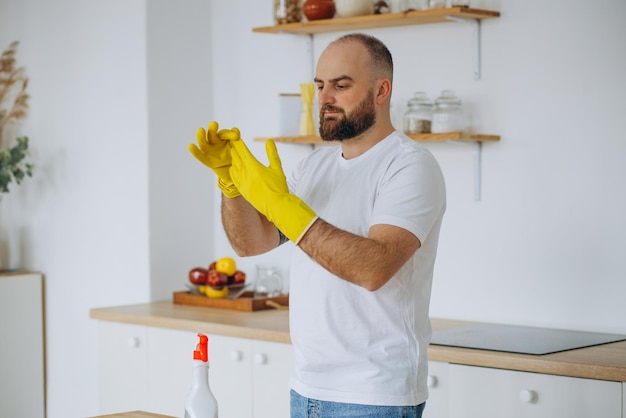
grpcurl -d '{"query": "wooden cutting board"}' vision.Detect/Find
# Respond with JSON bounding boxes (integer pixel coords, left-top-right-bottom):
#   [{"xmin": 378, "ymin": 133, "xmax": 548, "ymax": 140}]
[{"xmin": 173, "ymin": 291, "xmax": 289, "ymax": 312}]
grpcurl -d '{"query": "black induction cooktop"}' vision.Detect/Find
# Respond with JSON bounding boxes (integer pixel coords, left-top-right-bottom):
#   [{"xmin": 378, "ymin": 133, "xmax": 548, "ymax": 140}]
[{"xmin": 430, "ymin": 323, "xmax": 626, "ymax": 355}]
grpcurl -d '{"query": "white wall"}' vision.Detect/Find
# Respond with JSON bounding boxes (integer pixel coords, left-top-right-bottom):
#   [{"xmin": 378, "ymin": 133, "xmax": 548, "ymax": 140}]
[
  {"xmin": 1, "ymin": 1, "xmax": 150, "ymax": 417},
  {"xmin": 210, "ymin": 0, "xmax": 626, "ymax": 335},
  {"xmin": 145, "ymin": 0, "xmax": 215, "ymax": 301},
  {"xmin": 1, "ymin": 0, "xmax": 625, "ymax": 417},
  {"xmin": 0, "ymin": 0, "xmax": 211, "ymax": 417}
]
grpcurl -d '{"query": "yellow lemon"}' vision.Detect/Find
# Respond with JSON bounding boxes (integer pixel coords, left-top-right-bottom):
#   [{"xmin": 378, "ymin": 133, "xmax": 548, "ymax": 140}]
[
  {"xmin": 200, "ymin": 285, "xmax": 229, "ymax": 299},
  {"xmin": 215, "ymin": 257, "xmax": 237, "ymax": 276}
]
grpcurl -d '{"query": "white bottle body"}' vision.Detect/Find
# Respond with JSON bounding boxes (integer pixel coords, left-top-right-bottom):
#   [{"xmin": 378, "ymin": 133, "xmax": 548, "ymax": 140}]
[{"xmin": 184, "ymin": 360, "xmax": 218, "ymax": 418}]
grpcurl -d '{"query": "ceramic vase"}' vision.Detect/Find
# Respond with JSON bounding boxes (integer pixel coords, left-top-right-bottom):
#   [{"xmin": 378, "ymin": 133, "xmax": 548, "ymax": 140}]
[{"xmin": 303, "ymin": 0, "xmax": 336, "ymax": 20}]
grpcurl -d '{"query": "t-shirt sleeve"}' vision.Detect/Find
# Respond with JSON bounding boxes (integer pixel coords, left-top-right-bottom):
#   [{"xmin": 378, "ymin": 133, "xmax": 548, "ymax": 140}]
[{"xmin": 370, "ymin": 150, "xmax": 446, "ymax": 243}]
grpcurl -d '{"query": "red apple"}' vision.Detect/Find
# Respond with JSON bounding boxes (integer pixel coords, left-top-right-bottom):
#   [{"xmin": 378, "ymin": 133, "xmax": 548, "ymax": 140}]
[
  {"xmin": 207, "ymin": 269, "xmax": 228, "ymax": 288},
  {"xmin": 208, "ymin": 261, "xmax": 217, "ymax": 270},
  {"xmin": 233, "ymin": 270, "xmax": 246, "ymax": 284},
  {"xmin": 188, "ymin": 267, "xmax": 208, "ymax": 285}
]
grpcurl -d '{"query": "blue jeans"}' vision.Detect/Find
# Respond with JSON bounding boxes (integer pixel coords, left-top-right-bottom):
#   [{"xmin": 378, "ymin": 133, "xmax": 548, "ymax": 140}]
[{"xmin": 290, "ymin": 390, "xmax": 426, "ymax": 418}]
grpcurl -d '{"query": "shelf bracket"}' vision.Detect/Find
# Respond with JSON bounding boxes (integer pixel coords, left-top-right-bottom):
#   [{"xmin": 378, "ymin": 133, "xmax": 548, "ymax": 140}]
[
  {"xmin": 473, "ymin": 141, "xmax": 482, "ymax": 201},
  {"xmin": 445, "ymin": 16, "xmax": 481, "ymax": 80},
  {"xmin": 449, "ymin": 140, "xmax": 483, "ymax": 201},
  {"xmin": 306, "ymin": 34, "xmax": 315, "ymax": 80}
]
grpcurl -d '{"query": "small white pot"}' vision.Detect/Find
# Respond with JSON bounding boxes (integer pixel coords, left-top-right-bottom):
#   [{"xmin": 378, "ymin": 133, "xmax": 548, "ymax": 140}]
[{"xmin": 335, "ymin": 0, "xmax": 373, "ymax": 17}]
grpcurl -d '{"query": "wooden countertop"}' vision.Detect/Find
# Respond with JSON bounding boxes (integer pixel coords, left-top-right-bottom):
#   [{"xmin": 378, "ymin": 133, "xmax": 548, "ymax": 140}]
[
  {"xmin": 90, "ymin": 300, "xmax": 291, "ymax": 344},
  {"xmin": 88, "ymin": 411, "xmax": 174, "ymax": 418},
  {"xmin": 90, "ymin": 301, "xmax": 626, "ymax": 382}
]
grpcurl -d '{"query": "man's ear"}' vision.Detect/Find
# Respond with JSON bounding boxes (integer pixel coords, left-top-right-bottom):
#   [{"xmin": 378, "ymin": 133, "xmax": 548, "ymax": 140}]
[{"xmin": 376, "ymin": 79, "xmax": 392, "ymax": 105}]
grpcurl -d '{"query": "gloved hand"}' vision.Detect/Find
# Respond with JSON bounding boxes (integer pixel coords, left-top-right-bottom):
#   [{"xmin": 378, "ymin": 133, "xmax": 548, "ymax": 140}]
[
  {"xmin": 227, "ymin": 135, "xmax": 318, "ymax": 244},
  {"xmin": 188, "ymin": 121, "xmax": 240, "ymax": 198}
]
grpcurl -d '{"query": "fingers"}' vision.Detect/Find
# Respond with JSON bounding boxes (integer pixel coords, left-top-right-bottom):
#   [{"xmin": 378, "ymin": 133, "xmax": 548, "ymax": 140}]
[
  {"xmin": 192, "ymin": 121, "xmax": 241, "ymax": 162},
  {"xmin": 206, "ymin": 121, "xmax": 219, "ymax": 145},
  {"xmin": 217, "ymin": 128, "xmax": 241, "ymax": 141},
  {"xmin": 196, "ymin": 127, "xmax": 210, "ymax": 152},
  {"xmin": 265, "ymin": 140, "xmax": 284, "ymax": 173},
  {"xmin": 188, "ymin": 143, "xmax": 205, "ymax": 162}
]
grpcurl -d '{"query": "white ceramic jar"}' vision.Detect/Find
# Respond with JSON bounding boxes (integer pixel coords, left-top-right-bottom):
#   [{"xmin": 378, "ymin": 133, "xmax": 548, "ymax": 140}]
[{"xmin": 334, "ymin": 0, "xmax": 373, "ymax": 17}]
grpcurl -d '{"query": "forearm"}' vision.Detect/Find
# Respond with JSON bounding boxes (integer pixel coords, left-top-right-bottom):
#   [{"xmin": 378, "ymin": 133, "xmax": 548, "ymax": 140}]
[
  {"xmin": 297, "ymin": 219, "xmax": 420, "ymax": 291},
  {"xmin": 221, "ymin": 195, "xmax": 280, "ymax": 256}
]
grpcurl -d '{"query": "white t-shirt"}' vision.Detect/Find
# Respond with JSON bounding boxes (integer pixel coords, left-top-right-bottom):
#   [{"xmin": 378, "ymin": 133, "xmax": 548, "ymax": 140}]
[{"xmin": 287, "ymin": 131, "xmax": 446, "ymax": 406}]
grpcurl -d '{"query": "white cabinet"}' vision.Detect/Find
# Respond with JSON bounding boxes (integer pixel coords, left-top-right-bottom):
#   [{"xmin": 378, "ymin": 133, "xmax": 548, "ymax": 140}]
[
  {"xmin": 96, "ymin": 322, "xmax": 294, "ymax": 417},
  {"xmin": 0, "ymin": 272, "xmax": 45, "ymax": 418},
  {"xmin": 448, "ymin": 364, "xmax": 622, "ymax": 418},
  {"xmin": 145, "ymin": 327, "xmax": 198, "ymax": 416},
  {"xmin": 210, "ymin": 335, "xmax": 294, "ymax": 418},
  {"xmin": 97, "ymin": 321, "xmax": 150, "ymax": 414},
  {"xmin": 423, "ymin": 361, "xmax": 449, "ymax": 418},
  {"xmin": 251, "ymin": 338, "xmax": 294, "ymax": 418},
  {"xmin": 96, "ymin": 318, "xmax": 625, "ymax": 418}
]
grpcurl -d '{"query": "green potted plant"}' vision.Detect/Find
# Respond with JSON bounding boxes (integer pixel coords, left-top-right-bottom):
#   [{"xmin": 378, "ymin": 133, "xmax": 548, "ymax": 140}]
[{"xmin": 0, "ymin": 41, "xmax": 32, "ymax": 197}]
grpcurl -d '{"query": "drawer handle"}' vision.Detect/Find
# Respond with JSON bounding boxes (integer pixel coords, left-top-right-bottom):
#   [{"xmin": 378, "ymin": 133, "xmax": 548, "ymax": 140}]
[
  {"xmin": 229, "ymin": 350, "xmax": 243, "ymax": 362},
  {"xmin": 254, "ymin": 353, "xmax": 268, "ymax": 365},
  {"xmin": 519, "ymin": 389, "xmax": 538, "ymax": 404},
  {"xmin": 426, "ymin": 375, "xmax": 438, "ymax": 388},
  {"xmin": 127, "ymin": 337, "xmax": 141, "ymax": 348}
]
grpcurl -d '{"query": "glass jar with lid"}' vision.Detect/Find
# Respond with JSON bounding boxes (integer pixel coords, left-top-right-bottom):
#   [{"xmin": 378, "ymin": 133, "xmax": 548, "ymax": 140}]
[
  {"xmin": 274, "ymin": 0, "xmax": 303, "ymax": 24},
  {"xmin": 431, "ymin": 90, "xmax": 465, "ymax": 133},
  {"xmin": 406, "ymin": 0, "xmax": 428, "ymax": 10},
  {"xmin": 428, "ymin": 0, "xmax": 446, "ymax": 9},
  {"xmin": 403, "ymin": 92, "xmax": 433, "ymax": 134}
]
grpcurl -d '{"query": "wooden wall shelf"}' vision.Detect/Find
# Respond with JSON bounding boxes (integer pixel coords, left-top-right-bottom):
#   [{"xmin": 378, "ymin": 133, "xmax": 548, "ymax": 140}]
[
  {"xmin": 252, "ymin": 7, "xmax": 501, "ymax": 200},
  {"xmin": 254, "ymin": 133, "xmax": 500, "ymax": 144},
  {"xmin": 252, "ymin": 7, "xmax": 500, "ymax": 35}
]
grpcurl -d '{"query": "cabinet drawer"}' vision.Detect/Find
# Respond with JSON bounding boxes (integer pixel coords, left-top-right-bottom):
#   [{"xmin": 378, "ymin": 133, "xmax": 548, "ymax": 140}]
[
  {"xmin": 98, "ymin": 322, "xmax": 149, "ymax": 414},
  {"xmin": 146, "ymin": 327, "xmax": 198, "ymax": 416},
  {"xmin": 424, "ymin": 361, "xmax": 449, "ymax": 418},
  {"xmin": 448, "ymin": 364, "xmax": 622, "ymax": 418},
  {"xmin": 251, "ymin": 340, "xmax": 294, "ymax": 418},
  {"xmin": 0, "ymin": 273, "xmax": 45, "ymax": 418}
]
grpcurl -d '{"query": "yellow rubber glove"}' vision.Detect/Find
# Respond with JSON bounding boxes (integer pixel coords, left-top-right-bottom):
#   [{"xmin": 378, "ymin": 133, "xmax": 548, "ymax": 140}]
[
  {"xmin": 228, "ymin": 136, "xmax": 318, "ymax": 244},
  {"xmin": 188, "ymin": 121, "xmax": 240, "ymax": 198}
]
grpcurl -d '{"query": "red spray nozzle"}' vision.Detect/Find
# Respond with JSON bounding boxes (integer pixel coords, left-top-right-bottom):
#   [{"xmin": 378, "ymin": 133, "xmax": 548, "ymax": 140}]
[{"xmin": 193, "ymin": 333, "xmax": 209, "ymax": 362}]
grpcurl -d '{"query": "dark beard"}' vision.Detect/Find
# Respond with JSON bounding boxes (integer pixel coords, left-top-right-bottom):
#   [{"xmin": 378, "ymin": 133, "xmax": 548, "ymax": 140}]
[{"xmin": 319, "ymin": 90, "xmax": 376, "ymax": 141}]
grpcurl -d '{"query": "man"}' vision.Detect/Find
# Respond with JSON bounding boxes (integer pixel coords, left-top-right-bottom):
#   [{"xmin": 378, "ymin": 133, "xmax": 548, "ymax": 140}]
[{"xmin": 189, "ymin": 33, "xmax": 446, "ymax": 418}]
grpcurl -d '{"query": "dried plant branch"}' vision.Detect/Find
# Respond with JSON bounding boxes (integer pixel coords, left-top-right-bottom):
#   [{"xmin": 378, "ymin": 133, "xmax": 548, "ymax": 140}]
[
  {"xmin": 0, "ymin": 41, "xmax": 19, "ymax": 73},
  {"xmin": 0, "ymin": 41, "xmax": 32, "ymax": 196},
  {"xmin": 0, "ymin": 41, "xmax": 30, "ymax": 150}
]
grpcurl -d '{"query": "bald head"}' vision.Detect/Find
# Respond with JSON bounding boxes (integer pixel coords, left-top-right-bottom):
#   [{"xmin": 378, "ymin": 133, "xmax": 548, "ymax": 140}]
[{"xmin": 328, "ymin": 33, "xmax": 394, "ymax": 84}]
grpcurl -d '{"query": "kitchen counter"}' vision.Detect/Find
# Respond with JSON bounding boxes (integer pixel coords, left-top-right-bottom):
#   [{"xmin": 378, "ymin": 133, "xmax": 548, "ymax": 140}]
[
  {"xmin": 89, "ymin": 411, "xmax": 175, "ymax": 418},
  {"xmin": 90, "ymin": 301, "xmax": 626, "ymax": 382},
  {"xmin": 90, "ymin": 300, "xmax": 291, "ymax": 343}
]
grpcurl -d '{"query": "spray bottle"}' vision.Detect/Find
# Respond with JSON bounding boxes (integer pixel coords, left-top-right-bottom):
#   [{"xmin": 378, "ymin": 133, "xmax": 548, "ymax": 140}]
[{"xmin": 184, "ymin": 333, "xmax": 218, "ymax": 418}]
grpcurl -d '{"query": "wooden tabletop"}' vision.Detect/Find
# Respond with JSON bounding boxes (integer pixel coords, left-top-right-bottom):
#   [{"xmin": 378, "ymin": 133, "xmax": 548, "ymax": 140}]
[
  {"xmin": 90, "ymin": 299, "xmax": 291, "ymax": 343},
  {"xmin": 90, "ymin": 301, "xmax": 626, "ymax": 382},
  {"xmin": 88, "ymin": 411, "xmax": 175, "ymax": 418}
]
